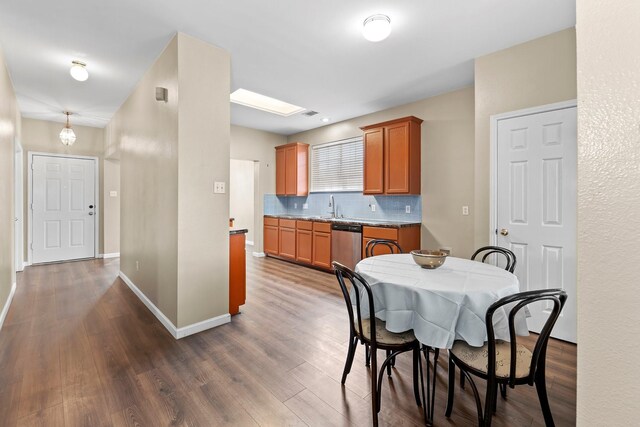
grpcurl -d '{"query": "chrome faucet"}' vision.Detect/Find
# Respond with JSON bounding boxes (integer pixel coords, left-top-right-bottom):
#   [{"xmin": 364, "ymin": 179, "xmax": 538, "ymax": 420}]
[{"xmin": 329, "ymin": 194, "xmax": 336, "ymax": 218}]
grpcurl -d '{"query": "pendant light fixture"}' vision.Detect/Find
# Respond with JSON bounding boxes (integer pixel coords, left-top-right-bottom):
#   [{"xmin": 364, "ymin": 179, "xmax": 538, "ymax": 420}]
[
  {"xmin": 59, "ymin": 112, "xmax": 77, "ymax": 146},
  {"xmin": 362, "ymin": 14, "xmax": 392, "ymax": 42}
]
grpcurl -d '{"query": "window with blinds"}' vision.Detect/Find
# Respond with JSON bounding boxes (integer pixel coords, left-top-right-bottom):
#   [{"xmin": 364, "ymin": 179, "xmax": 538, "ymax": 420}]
[{"xmin": 310, "ymin": 136, "xmax": 363, "ymax": 192}]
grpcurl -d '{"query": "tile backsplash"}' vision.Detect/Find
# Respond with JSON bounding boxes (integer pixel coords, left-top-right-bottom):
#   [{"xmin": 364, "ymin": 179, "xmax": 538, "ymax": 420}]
[{"xmin": 264, "ymin": 192, "xmax": 421, "ymax": 222}]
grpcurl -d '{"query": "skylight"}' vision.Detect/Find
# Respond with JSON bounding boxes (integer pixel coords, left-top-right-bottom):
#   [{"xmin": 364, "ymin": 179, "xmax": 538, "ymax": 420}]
[{"xmin": 230, "ymin": 89, "xmax": 305, "ymax": 117}]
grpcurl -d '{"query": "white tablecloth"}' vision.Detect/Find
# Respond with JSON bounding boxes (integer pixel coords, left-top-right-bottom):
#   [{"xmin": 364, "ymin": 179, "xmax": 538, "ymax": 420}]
[{"xmin": 354, "ymin": 254, "xmax": 528, "ymax": 349}]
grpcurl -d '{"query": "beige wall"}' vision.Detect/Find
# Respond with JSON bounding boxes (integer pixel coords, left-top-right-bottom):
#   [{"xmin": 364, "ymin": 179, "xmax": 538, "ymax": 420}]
[
  {"xmin": 230, "ymin": 125, "xmax": 286, "ymax": 254},
  {"xmin": 103, "ymin": 159, "xmax": 120, "ymax": 254},
  {"xmin": 576, "ymin": 2, "xmax": 640, "ymax": 424},
  {"xmin": 474, "ymin": 28, "xmax": 577, "ymax": 248},
  {"xmin": 20, "ymin": 118, "xmax": 110, "ymax": 256},
  {"xmin": 175, "ymin": 33, "xmax": 230, "ymax": 328},
  {"xmin": 0, "ymin": 45, "xmax": 19, "ymax": 317},
  {"xmin": 108, "ymin": 35, "xmax": 180, "ymax": 325},
  {"xmin": 107, "ymin": 33, "xmax": 231, "ymax": 330},
  {"xmin": 230, "ymin": 159, "xmax": 255, "ymax": 243},
  {"xmin": 288, "ymin": 87, "xmax": 476, "ymax": 258}
]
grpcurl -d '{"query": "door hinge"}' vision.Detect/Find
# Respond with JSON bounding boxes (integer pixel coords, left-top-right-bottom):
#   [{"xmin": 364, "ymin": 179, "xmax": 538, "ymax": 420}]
[
  {"xmin": 30, "ymin": 203, "xmax": 33, "ymax": 210},
  {"xmin": 31, "ymin": 162, "xmax": 34, "ymax": 170},
  {"xmin": 30, "ymin": 242, "xmax": 33, "ymax": 250}
]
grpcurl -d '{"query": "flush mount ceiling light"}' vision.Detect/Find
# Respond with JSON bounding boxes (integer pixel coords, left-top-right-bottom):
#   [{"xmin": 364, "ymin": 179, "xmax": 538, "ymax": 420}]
[
  {"xmin": 59, "ymin": 112, "xmax": 76, "ymax": 146},
  {"xmin": 362, "ymin": 14, "xmax": 391, "ymax": 42},
  {"xmin": 230, "ymin": 88, "xmax": 305, "ymax": 116},
  {"xmin": 321, "ymin": 117, "xmax": 331, "ymax": 123},
  {"xmin": 70, "ymin": 60, "xmax": 89, "ymax": 81}
]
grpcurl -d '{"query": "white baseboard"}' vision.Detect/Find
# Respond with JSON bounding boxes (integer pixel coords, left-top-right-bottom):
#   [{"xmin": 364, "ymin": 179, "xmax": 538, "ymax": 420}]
[
  {"xmin": 102, "ymin": 252, "xmax": 120, "ymax": 259},
  {"xmin": 252, "ymin": 252, "xmax": 266, "ymax": 258},
  {"xmin": 245, "ymin": 240, "xmax": 254, "ymax": 246},
  {"xmin": 23, "ymin": 261, "xmax": 30, "ymax": 269},
  {"xmin": 0, "ymin": 282, "xmax": 17, "ymax": 331},
  {"xmin": 118, "ymin": 271, "xmax": 230, "ymax": 339}
]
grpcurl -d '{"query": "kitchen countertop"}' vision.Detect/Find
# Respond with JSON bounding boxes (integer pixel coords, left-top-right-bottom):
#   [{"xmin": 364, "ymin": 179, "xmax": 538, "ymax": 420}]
[
  {"xmin": 264, "ymin": 214, "xmax": 420, "ymax": 228},
  {"xmin": 230, "ymin": 228, "xmax": 248, "ymax": 235}
]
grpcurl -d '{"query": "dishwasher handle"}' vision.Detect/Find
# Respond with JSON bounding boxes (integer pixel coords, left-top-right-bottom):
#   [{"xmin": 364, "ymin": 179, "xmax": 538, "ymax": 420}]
[{"xmin": 331, "ymin": 223, "xmax": 362, "ymax": 233}]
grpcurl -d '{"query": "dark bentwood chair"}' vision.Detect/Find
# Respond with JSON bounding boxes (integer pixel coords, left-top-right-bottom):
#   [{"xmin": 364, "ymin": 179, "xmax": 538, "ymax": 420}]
[
  {"xmin": 333, "ymin": 261, "xmax": 425, "ymax": 427},
  {"xmin": 365, "ymin": 239, "xmax": 403, "ymax": 258},
  {"xmin": 445, "ymin": 289, "xmax": 568, "ymax": 427},
  {"xmin": 471, "ymin": 246, "xmax": 517, "ymax": 273}
]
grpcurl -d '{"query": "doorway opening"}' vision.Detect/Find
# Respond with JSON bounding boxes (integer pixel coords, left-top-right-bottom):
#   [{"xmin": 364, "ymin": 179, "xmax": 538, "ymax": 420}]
[{"xmin": 230, "ymin": 159, "xmax": 256, "ymax": 247}]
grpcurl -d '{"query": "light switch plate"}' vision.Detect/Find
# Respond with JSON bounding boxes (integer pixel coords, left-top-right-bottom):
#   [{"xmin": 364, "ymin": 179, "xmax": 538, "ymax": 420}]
[
  {"xmin": 371, "ymin": 204, "xmax": 376, "ymax": 212},
  {"xmin": 303, "ymin": 203, "xmax": 308, "ymax": 210},
  {"xmin": 405, "ymin": 205, "xmax": 411, "ymax": 214},
  {"xmin": 214, "ymin": 181, "xmax": 226, "ymax": 194},
  {"xmin": 109, "ymin": 191, "xmax": 118, "ymax": 197},
  {"xmin": 462, "ymin": 206, "xmax": 469, "ymax": 215}
]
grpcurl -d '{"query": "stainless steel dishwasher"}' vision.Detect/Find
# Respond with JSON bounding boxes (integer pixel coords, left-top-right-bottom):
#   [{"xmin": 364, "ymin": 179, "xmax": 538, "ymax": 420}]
[{"xmin": 331, "ymin": 223, "xmax": 362, "ymax": 270}]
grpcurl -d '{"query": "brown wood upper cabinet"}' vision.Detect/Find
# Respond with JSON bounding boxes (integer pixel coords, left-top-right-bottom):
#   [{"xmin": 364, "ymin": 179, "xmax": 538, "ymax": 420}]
[
  {"xmin": 361, "ymin": 116, "xmax": 423, "ymax": 195},
  {"xmin": 275, "ymin": 142, "xmax": 309, "ymax": 196}
]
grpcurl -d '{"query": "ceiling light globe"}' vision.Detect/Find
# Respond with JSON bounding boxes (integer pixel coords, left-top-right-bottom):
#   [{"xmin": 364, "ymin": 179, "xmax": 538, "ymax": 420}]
[
  {"xmin": 70, "ymin": 61, "xmax": 89, "ymax": 81},
  {"xmin": 362, "ymin": 14, "xmax": 391, "ymax": 42},
  {"xmin": 59, "ymin": 127, "xmax": 76, "ymax": 146}
]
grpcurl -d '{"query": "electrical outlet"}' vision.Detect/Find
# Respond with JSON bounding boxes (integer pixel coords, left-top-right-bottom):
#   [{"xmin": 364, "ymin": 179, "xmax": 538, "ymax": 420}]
[
  {"xmin": 294, "ymin": 203, "xmax": 298, "ymax": 209},
  {"xmin": 462, "ymin": 206, "xmax": 469, "ymax": 216},
  {"xmin": 303, "ymin": 203, "xmax": 308, "ymax": 210},
  {"xmin": 136, "ymin": 261, "xmax": 139, "ymax": 271},
  {"xmin": 405, "ymin": 205, "xmax": 411, "ymax": 214},
  {"xmin": 214, "ymin": 181, "xmax": 226, "ymax": 194},
  {"xmin": 109, "ymin": 190, "xmax": 118, "ymax": 197},
  {"xmin": 371, "ymin": 204, "xmax": 376, "ymax": 212}
]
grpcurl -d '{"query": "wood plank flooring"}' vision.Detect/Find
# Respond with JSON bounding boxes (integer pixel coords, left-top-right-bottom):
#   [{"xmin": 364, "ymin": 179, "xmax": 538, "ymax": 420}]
[{"xmin": 0, "ymin": 255, "xmax": 576, "ymax": 426}]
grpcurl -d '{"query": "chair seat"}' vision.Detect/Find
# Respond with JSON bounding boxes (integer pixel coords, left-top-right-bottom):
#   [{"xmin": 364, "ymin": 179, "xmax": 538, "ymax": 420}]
[
  {"xmin": 450, "ymin": 340, "xmax": 532, "ymax": 379},
  {"xmin": 356, "ymin": 318, "xmax": 417, "ymax": 346}
]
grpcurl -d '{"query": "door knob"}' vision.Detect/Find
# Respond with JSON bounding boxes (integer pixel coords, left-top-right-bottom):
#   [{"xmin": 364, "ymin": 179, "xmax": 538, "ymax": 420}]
[
  {"xmin": 89, "ymin": 205, "xmax": 94, "ymax": 209},
  {"xmin": 500, "ymin": 228, "xmax": 509, "ymax": 236},
  {"xmin": 89, "ymin": 212, "xmax": 94, "ymax": 216}
]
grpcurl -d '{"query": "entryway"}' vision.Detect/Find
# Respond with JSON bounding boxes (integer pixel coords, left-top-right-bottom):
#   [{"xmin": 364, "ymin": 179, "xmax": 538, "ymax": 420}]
[
  {"xmin": 29, "ymin": 153, "xmax": 98, "ymax": 264},
  {"xmin": 492, "ymin": 101, "xmax": 577, "ymax": 343}
]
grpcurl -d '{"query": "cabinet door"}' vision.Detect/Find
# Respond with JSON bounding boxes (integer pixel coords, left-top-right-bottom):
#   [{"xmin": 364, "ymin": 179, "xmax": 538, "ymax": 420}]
[
  {"xmin": 296, "ymin": 229, "xmax": 313, "ymax": 264},
  {"xmin": 363, "ymin": 128, "xmax": 384, "ymax": 194},
  {"xmin": 312, "ymin": 231, "xmax": 332, "ymax": 269},
  {"xmin": 385, "ymin": 121, "xmax": 411, "ymax": 194},
  {"xmin": 276, "ymin": 148, "xmax": 286, "ymax": 196},
  {"xmin": 279, "ymin": 227, "xmax": 296, "ymax": 259},
  {"xmin": 284, "ymin": 146, "xmax": 297, "ymax": 195},
  {"xmin": 264, "ymin": 225, "xmax": 279, "ymax": 255}
]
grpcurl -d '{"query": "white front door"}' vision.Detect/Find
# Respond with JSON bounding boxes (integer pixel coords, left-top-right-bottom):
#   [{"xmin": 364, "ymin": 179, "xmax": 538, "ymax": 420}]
[
  {"xmin": 496, "ymin": 105, "xmax": 577, "ymax": 343},
  {"xmin": 32, "ymin": 155, "xmax": 96, "ymax": 263}
]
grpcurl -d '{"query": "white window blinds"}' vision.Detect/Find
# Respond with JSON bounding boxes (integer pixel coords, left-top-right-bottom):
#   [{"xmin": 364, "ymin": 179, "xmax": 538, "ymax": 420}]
[{"xmin": 310, "ymin": 136, "xmax": 363, "ymax": 192}]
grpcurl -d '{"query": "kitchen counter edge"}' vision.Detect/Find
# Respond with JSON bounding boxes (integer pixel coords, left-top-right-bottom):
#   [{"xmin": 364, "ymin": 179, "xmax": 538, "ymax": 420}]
[{"xmin": 264, "ymin": 215, "xmax": 420, "ymax": 229}]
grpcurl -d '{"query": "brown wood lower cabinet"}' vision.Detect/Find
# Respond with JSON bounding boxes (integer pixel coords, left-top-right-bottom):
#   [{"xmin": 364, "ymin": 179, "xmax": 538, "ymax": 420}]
[
  {"xmin": 296, "ymin": 221, "xmax": 313, "ymax": 264},
  {"xmin": 264, "ymin": 217, "xmax": 279, "ymax": 255},
  {"xmin": 279, "ymin": 219, "xmax": 296, "ymax": 260},
  {"xmin": 362, "ymin": 225, "xmax": 421, "ymax": 258},
  {"xmin": 312, "ymin": 230, "xmax": 332, "ymax": 270}
]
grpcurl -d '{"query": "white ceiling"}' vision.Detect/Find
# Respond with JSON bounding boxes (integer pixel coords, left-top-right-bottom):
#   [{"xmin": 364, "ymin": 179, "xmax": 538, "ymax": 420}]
[{"xmin": 0, "ymin": 0, "xmax": 575, "ymax": 135}]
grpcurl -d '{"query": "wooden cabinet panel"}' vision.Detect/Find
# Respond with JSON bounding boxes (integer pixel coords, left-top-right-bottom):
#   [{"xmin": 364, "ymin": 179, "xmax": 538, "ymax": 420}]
[
  {"xmin": 361, "ymin": 116, "xmax": 422, "ymax": 195},
  {"xmin": 276, "ymin": 148, "xmax": 286, "ymax": 196},
  {"xmin": 362, "ymin": 226, "xmax": 398, "ymax": 241},
  {"xmin": 362, "ymin": 225, "xmax": 421, "ymax": 259},
  {"xmin": 279, "ymin": 219, "xmax": 296, "ymax": 229},
  {"xmin": 229, "ymin": 232, "xmax": 246, "ymax": 315},
  {"xmin": 296, "ymin": 229, "xmax": 313, "ymax": 264},
  {"xmin": 264, "ymin": 225, "xmax": 279, "ymax": 255},
  {"xmin": 275, "ymin": 142, "xmax": 309, "ymax": 196},
  {"xmin": 264, "ymin": 217, "xmax": 279, "ymax": 227},
  {"xmin": 312, "ymin": 230, "xmax": 332, "ymax": 270},
  {"xmin": 385, "ymin": 121, "xmax": 411, "ymax": 194},
  {"xmin": 279, "ymin": 227, "xmax": 296, "ymax": 259},
  {"xmin": 312, "ymin": 222, "xmax": 331, "ymax": 233},
  {"xmin": 296, "ymin": 220, "xmax": 313, "ymax": 231},
  {"xmin": 363, "ymin": 128, "xmax": 384, "ymax": 194}
]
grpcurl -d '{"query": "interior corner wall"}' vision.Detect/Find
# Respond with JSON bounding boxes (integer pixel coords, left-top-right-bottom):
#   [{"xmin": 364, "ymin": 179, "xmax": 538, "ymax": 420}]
[
  {"xmin": 20, "ymin": 118, "xmax": 107, "ymax": 257},
  {"xmin": 175, "ymin": 33, "xmax": 231, "ymax": 328},
  {"xmin": 473, "ymin": 28, "xmax": 577, "ymax": 249},
  {"xmin": 287, "ymin": 87, "xmax": 476, "ymax": 258},
  {"xmin": 0, "ymin": 44, "xmax": 19, "ymax": 317},
  {"xmin": 230, "ymin": 125, "xmax": 286, "ymax": 254},
  {"xmin": 103, "ymin": 159, "xmax": 120, "ymax": 255},
  {"xmin": 107, "ymin": 36, "xmax": 179, "ymax": 326},
  {"xmin": 576, "ymin": 2, "xmax": 640, "ymax": 424}
]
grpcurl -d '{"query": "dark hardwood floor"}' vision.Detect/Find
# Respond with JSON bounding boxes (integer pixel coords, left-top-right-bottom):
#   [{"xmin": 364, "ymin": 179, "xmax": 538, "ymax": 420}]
[{"xmin": 0, "ymin": 254, "xmax": 576, "ymax": 426}]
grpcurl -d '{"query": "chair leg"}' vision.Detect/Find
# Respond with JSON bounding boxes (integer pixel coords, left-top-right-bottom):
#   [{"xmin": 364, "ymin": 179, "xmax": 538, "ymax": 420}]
[
  {"xmin": 484, "ymin": 378, "xmax": 497, "ymax": 427},
  {"xmin": 500, "ymin": 383, "xmax": 508, "ymax": 400},
  {"xmin": 492, "ymin": 382, "xmax": 498, "ymax": 413},
  {"xmin": 370, "ymin": 349, "xmax": 378, "ymax": 427},
  {"xmin": 341, "ymin": 336, "xmax": 358, "ymax": 385},
  {"xmin": 445, "ymin": 356, "xmax": 456, "ymax": 417},
  {"xmin": 460, "ymin": 368, "xmax": 466, "ymax": 389},
  {"xmin": 412, "ymin": 347, "xmax": 422, "ymax": 407},
  {"xmin": 535, "ymin": 373, "xmax": 555, "ymax": 427},
  {"xmin": 365, "ymin": 344, "xmax": 370, "ymax": 367},
  {"xmin": 385, "ymin": 350, "xmax": 392, "ymax": 377},
  {"xmin": 376, "ymin": 351, "xmax": 398, "ymax": 413}
]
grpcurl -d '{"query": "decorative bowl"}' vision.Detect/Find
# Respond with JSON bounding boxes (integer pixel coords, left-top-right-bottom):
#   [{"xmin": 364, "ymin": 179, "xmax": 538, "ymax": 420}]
[{"xmin": 410, "ymin": 250, "xmax": 448, "ymax": 269}]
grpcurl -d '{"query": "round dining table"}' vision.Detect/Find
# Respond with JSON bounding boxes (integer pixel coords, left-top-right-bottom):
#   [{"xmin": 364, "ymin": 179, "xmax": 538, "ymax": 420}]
[{"xmin": 354, "ymin": 253, "xmax": 528, "ymax": 349}]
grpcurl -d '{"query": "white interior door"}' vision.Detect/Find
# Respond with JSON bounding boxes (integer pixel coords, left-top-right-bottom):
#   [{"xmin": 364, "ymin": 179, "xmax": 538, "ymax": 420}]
[
  {"xmin": 496, "ymin": 106, "xmax": 576, "ymax": 343},
  {"xmin": 32, "ymin": 155, "xmax": 96, "ymax": 263}
]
